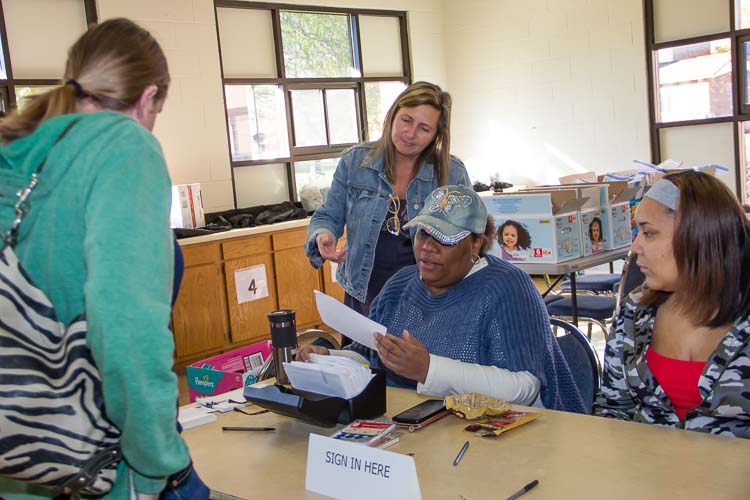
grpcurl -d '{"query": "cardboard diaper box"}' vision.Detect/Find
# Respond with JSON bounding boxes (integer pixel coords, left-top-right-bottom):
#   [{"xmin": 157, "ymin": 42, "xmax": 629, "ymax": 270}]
[
  {"xmin": 482, "ymin": 190, "xmax": 586, "ymax": 263},
  {"xmin": 518, "ymin": 184, "xmax": 605, "ymax": 257},
  {"xmin": 580, "ymin": 207, "xmax": 612, "ymax": 256},
  {"xmin": 187, "ymin": 340, "xmax": 273, "ymax": 402},
  {"xmin": 590, "ymin": 182, "xmax": 640, "ymax": 249},
  {"xmin": 555, "ymin": 180, "xmax": 641, "ymax": 252},
  {"xmin": 170, "ymin": 183, "xmax": 205, "ymax": 229}
]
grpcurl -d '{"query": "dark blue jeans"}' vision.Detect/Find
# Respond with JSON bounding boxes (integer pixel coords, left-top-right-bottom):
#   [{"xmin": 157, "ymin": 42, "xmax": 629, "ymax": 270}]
[
  {"xmin": 159, "ymin": 461, "xmax": 210, "ymax": 500},
  {"xmin": 160, "ymin": 405, "xmax": 210, "ymax": 500}
]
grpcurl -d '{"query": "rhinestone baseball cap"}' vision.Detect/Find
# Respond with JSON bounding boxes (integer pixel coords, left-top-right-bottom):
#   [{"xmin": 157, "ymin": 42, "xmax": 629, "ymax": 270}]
[{"xmin": 403, "ymin": 185, "xmax": 487, "ymax": 245}]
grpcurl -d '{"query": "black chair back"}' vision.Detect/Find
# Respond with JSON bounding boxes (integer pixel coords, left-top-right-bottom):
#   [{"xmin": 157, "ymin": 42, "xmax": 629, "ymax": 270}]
[{"xmin": 551, "ymin": 318, "xmax": 601, "ymax": 413}]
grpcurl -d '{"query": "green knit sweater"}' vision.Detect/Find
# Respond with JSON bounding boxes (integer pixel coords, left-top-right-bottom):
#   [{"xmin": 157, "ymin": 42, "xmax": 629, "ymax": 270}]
[{"xmin": 0, "ymin": 112, "xmax": 189, "ymax": 498}]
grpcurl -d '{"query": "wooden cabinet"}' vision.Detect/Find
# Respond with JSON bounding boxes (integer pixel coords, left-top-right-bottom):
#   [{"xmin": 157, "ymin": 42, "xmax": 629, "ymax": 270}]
[
  {"xmin": 322, "ymin": 262, "xmax": 345, "ymax": 302},
  {"xmin": 224, "ymin": 234, "xmax": 277, "ymax": 344},
  {"xmin": 172, "ymin": 243, "xmax": 228, "ymax": 358},
  {"xmin": 272, "ymin": 230, "xmax": 321, "ymax": 326},
  {"xmin": 173, "ymin": 223, "xmax": 334, "ymax": 366}
]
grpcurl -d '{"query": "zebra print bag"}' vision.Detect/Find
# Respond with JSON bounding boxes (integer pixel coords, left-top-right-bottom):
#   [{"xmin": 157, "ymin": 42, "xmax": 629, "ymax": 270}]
[{"xmin": 0, "ymin": 120, "xmax": 121, "ymax": 496}]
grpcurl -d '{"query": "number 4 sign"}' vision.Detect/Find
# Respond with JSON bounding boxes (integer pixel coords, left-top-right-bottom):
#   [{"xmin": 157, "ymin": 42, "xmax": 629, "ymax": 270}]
[{"xmin": 234, "ymin": 264, "xmax": 269, "ymax": 304}]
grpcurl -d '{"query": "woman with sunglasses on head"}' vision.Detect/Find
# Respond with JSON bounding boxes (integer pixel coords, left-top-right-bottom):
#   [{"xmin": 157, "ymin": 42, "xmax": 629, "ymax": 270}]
[
  {"xmin": 305, "ymin": 82, "xmax": 470, "ymax": 324},
  {"xmin": 595, "ymin": 170, "xmax": 750, "ymax": 437},
  {"xmin": 300, "ymin": 186, "xmax": 585, "ymax": 413}
]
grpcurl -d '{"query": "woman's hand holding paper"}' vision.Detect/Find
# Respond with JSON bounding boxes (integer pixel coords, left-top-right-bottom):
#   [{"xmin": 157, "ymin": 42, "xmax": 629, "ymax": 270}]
[{"xmin": 374, "ymin": 330, "xmax": 430, "ymax": 383}]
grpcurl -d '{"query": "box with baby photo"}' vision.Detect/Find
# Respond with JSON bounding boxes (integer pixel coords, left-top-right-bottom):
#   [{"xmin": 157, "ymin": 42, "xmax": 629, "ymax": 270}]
[
  {"xmin": 590, "ymin": 181, "xmax": 640, "ymax": 249},
  {"xmin": 581, "ymin": 208, "xmax": 612, "ymax": 256},
  {"xmin": 480, "ymin": 190, "xmax": 586, "ymax": 263},
  {"xmin": 522, "ymin": 184, "xmax": 604, "ymax": 257}
]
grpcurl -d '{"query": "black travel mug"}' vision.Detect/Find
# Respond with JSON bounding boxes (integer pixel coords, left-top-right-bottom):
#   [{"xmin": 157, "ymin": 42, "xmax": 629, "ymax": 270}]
[{"xmin": 268, "ymin": 310, "xmax": 297, "ymax": 385}]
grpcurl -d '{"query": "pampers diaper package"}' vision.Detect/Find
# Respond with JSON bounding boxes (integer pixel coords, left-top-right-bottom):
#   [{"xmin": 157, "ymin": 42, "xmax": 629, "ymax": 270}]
[
  {"xmin": 481, "ymin": 190, "xmax": 586, "ymax": 263},
  {"xmin": 187, "ymin": 340, "xmax": 272, "ymax": 402}
]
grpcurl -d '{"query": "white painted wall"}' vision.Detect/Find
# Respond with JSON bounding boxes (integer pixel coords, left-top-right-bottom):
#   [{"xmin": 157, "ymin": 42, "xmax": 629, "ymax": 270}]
[
  {"xmin": 97, "ymin": 0, "xmax": 237, "ymax": 212},
  {"xmin": 443, "ymin": 0, "xmax": 651, "ymax": 188},
  {"xmin": 13, "ymin": 0, "xmax": 652, "ymax": 209}
]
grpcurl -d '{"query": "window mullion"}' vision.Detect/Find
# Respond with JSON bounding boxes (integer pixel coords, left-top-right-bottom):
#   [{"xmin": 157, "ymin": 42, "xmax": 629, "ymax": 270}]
[{"xmin": 322, "ymin": 89, "xmax": 331, "ymax": 147}]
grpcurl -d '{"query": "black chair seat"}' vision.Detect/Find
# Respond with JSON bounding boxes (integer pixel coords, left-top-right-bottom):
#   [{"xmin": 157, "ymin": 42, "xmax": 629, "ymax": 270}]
[
  {"xmin": 560, "ymin": 273, "xmax": 620, "ymax": 294},
  {"xmin": 546, "ymin": 295, "xmax": 615, "ymax": 320},
  {"xmin": 544, "ymin": 294, "xmax": 565, "ymax": 306}
]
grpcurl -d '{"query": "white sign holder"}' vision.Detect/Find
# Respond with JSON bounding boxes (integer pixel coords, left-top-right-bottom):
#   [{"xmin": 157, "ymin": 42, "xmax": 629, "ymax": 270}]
[{"xmin": 306, "ymin": 433, "xmax": 421, "ymax": 500}]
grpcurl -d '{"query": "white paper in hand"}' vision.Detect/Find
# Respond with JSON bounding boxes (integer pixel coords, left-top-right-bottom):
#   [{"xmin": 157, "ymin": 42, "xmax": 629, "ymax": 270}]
[{"xmin": 314, "ymin": 290, "xmax": 386, "ymax": 350}]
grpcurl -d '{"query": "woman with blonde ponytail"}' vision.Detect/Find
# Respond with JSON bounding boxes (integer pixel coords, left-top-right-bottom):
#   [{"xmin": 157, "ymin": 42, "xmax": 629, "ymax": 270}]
[{"xmin": 0, "ymin": 19, "xmax": 207, "ymax": 499}]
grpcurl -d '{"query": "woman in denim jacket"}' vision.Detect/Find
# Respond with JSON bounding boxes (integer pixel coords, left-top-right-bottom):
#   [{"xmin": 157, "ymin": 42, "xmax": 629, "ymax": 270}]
[{"xmin": 305, "ymin": 82, "xmax": 470, "ymax": 320}]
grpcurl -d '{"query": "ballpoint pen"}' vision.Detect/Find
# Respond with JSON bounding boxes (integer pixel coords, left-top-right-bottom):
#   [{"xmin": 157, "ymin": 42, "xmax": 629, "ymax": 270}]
[
  {"xmin": 233, "ymin": 407, "xmax": 270, "ymax": 416},
  {"xmin": 505, "ymin": 479, "xmax": 539, "ymax": 500},
  {"xmin": 221, "ymin": 426, "xmax": 276, "ymax": 431},
  {"xmin": 452, "ymin": 441, "xmax": 469, "ymax": 466}
]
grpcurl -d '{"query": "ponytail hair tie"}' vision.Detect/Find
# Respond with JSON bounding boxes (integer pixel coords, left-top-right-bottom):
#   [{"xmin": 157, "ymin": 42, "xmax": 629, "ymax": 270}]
[{"xmin": 65, "ymin": 79, "xmax": 86, "ymax": 98}]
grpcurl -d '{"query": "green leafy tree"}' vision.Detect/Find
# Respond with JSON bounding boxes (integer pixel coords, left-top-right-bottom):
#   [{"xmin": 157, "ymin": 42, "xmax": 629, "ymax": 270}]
[{"xmin": 280, "ymin": 11, "xmax": 356, "ymax": 78}]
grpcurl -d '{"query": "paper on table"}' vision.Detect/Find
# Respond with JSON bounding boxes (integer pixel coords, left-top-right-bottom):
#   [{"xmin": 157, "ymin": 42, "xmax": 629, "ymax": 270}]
[
  {"xmin": 314, "ymin": 290, "xmax": 386, "ymax": 350},
  {"xmin": 178, "ymin": 406, "xmax": 217, "ymax": 430}
]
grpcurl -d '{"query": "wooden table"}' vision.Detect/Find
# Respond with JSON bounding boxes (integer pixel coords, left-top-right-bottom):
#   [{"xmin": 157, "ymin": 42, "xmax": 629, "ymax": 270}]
[
  {"xmin": 512, "ymin": 247, "xmax": 630, "ymax": 324},
  {"xmin": 183, "ymin": 386, "xmax": 750, "ymax": 499}
]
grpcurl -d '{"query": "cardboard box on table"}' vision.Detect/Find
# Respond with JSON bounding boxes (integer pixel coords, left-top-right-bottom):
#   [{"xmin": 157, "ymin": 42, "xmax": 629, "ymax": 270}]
[
  {"xmin": 522, "ymin": 184, "xmax": 606, "ymax": 257},
  {"xmin": 557, "ymin": 180, "xmax": 641, "ymax": 251},
  {"xmin": 187, "ymin": 340, "xmax": 272, "ymax": 402},
  {"xmin": 589, "ymin": 182, "xmax": 640, "ymax": 249},
  {"xmin": 170, "ymin": 183, "xmax": 205, "ymax": 229},
  {"xmin": 481, "ymin": 190, "xmax": 587, "ymax": 263},
  {"xmin": 559, "ymin": 171, "xmax": 597, "ymax": 185}
]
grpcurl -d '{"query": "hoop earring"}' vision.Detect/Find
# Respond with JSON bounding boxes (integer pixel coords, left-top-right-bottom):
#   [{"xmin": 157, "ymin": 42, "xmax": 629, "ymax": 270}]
[{"xmin": 471, "ymin": 255, "xmax": 480, "ymax": 264}]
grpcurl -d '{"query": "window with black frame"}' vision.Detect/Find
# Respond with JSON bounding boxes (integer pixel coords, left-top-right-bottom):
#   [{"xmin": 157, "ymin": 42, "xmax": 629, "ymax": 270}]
[
  {"xmin": 644, "ymin": 0, "xmax": 750, "ymax": 202},
  {"xmin": 215, "ymin": 1, "xmax": 411, "ymax": 209},
  {"xmin": 0, "ymin": 1, "xmax": 95, "ymax": 115}
]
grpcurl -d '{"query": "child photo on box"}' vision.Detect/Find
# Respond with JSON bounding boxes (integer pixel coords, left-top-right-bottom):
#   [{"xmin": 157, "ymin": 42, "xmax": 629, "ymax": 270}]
[
  {"xmin": 497, "ymin": 220, "xmax": 531, "ymax": 261},
  {"xmin": 589, "ymin": 216, "xmax": 606, "ymax": 253}
]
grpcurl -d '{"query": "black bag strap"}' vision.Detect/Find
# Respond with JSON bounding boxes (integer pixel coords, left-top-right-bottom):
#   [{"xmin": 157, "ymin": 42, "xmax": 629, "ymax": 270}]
[{"xmin": 3, "ymin": 118, "xmax": 80, "ymax": 248}]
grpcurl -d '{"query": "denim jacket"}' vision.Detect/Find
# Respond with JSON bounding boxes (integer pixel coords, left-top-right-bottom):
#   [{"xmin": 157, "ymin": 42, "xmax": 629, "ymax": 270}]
[{"xmin": 305, "ymin": 143, "xmax": 471, "ymax": 302}]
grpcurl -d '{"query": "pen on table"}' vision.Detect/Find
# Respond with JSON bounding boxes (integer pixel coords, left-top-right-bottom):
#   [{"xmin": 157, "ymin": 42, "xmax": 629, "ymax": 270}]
[
  {"xmin": 221, "ymin": 426, "xmax": 276, "ymax": 432},
  {"xmin": 505, "ymin": 479, "xmax": 539, "ymax": 500},
  {"xmin": 452, "ymin": 440, "xmax": 469, "ymax": 466}
]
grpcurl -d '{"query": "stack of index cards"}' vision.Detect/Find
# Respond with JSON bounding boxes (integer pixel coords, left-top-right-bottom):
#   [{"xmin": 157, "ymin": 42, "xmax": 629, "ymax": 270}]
[{"xmin": 283, "ymin": 354, "xmax": 374, "ymax": 399}]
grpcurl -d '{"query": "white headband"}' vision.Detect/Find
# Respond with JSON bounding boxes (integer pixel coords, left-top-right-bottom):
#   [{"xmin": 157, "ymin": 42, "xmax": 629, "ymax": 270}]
[{"xmin": 644, "ymin": 179, "xmax": 679, "ymax": 211}]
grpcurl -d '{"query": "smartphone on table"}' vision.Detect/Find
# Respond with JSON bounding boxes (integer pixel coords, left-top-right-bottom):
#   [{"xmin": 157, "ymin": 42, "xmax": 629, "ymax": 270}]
[{"xmin": 392, "ymin": 399, "xmax": 449, "ymax": 429}]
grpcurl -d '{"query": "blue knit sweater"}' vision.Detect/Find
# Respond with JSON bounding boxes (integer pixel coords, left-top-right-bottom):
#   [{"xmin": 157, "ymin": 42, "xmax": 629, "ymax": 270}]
[{"xmin": 349, "ymin": 254, "xmax": 585, "ymax": 413}]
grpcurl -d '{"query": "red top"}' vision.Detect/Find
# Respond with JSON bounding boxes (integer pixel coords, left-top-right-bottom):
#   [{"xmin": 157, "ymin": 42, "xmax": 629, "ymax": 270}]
[{"xmin": 645, "ymin": 347, "xmax": 705, "ymax": 421}]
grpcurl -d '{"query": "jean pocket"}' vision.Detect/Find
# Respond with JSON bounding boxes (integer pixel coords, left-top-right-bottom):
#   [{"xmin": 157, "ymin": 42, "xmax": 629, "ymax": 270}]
[
  {"xmin": 346, "ymin": 187, "xmax": 377, "ymax": 232},
  {"xmin": 159, "ymin": 463, "xmax": 210, "ymax": 500}
]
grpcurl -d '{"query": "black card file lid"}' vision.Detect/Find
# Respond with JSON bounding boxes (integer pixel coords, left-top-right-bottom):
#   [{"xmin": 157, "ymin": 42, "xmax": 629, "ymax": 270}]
[{"xmin": 243, "ymin": 369, "xmax": 386, "ymax": 427}]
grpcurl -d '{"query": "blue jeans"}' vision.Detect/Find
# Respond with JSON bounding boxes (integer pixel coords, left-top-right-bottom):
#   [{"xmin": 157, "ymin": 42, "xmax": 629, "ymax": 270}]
[
  {"xmin": 160, "ymin": 407, "xmax": 210, "ymax": 500},
  {"xmin": 159, "ymin": 461, "xmax": 210, "ymax": 500}
]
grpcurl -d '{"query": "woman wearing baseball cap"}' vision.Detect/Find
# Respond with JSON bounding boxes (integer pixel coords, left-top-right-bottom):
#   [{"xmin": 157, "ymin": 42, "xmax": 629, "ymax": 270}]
[{"xmin": 299, "ymin": 185, "xmax": 585, "ymax": 413}]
